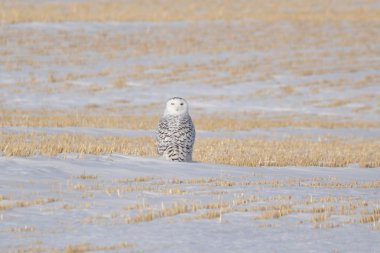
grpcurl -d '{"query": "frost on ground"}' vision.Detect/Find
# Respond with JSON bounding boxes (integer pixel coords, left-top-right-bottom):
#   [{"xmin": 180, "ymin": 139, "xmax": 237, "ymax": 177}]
[{"xmin": 0, "ymin": 155, "xmax": 379, "ymax": 252}]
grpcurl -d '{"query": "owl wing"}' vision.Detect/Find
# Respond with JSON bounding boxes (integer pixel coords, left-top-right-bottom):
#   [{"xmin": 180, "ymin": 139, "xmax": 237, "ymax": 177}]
[
  {"xmin": 184, "ymin": 116, "xmax": 195, "ymax": 149},
  {"xmin": 156, "ymin": 117, "xmax": 170, "ymax": 155}
]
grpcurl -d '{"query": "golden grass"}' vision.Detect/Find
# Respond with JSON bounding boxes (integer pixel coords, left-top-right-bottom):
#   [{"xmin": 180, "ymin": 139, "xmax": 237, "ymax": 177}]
[
  {"xmin": 233, "ymin": 195, "xmax": 258, "ymax": 206},
  {"xmin": 125, "ymin": 201, "xmax": 191, "ymax": 224},
  {"xmin": 307, "ymin": 180, "xmax": 380, "ymax": 189},
  {"xmin": 126, "ymin": 200, "xmax": 232, "ymax": 223},
  {"xmin": 119, "ymin": 191, "xmax": 380, "ymax": 225},
  {"xmin": 195, "ymin": 137, "xmax": 380, "ymax": 168},
  {"xmin": 11, "ymin": 245, "xmax": 48, "ymax": 253},
  {"xmin": 255, "ymin": 204, "xmax": 293, "ymax": 220},
  {"xmin": 30, "ymin": 173, "xmax": 377, "ymax": 229},
  {"xmin": 0, "ymin": 198, "xmax": 58, "ymax": 211},
  {"xmin": 191, "ymin": 210, "xmax": 223, "ymax": 221},
  {"xmin": 359, "ymin": 208, "xmax": 380, "ymax": 224},
  {"xmin": 124, "ymin": 203, "xmax": 150, "ymax": 211},
  {"xmin": 1, "ymin": 109, "xmax": 380, "ymax": 130},
  {"xmin": 1, "ymin": 0, "xmax": 379, "ymax": 24},
  {"xmin": 1, "ymin": 132, "xmax": 379, "ymax": 168},
  {"xmin": 103, "ymin": 185, "xmax": 155, "ymax": 196},
  {"xmin": 0, "ymin": 109, "xmax": 159, "ymax": 130},
  {"xmin": 76, "ymin": 171, "xmax": 98, "ymax": 180},
  {"xmin": 0, "ymin": 132, "xmax": 154, "ymax": 157},
  {"xmin": 64, "ymin": 242, "xmax": 133, "ymax": 253},
  {"xmin": 308, "ymin": 208, "xmax": 332, "ymax": 224}
]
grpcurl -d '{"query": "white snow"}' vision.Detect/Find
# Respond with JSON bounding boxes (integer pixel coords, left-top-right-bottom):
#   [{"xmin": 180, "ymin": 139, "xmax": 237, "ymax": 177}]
[{"xmin": 0, "ymin": 155, "xmax": 379, "ymax": 252}]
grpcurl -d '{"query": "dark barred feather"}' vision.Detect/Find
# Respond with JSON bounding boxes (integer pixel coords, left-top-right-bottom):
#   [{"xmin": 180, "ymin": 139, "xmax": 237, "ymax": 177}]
[{"xmin": 156, "ymin": 114, "xmax": 195, "ymax": 162}]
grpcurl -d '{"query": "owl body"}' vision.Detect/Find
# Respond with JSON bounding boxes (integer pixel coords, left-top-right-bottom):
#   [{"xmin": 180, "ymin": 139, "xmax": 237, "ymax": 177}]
[{"xmin": 156, "ymin": 97, "xmax": 195, "ymax": 162}]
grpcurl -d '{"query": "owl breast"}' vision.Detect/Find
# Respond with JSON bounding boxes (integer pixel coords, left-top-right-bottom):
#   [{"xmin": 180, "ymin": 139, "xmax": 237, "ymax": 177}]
[{"xmin": 156, "ymin": 114, "xmax": 195, "ymax": 162}]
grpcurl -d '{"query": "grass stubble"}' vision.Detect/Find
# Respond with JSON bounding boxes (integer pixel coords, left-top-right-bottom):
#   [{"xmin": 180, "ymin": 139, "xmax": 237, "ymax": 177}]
[
  {"xmin": 2, "ymin": 149, "xmax": 379, "ymax": 253},
  {"xmin": 1, "ymin": 0, "xmax": 379, "ymax": 24},
  {"xmin": 1, "ymin": 108, "xmax": 379, "ymax": 168},
  {"xmin": 3, "ymin": 175, "xmax": 379, "ymax": 251},
  {"xmin": 1, "ymin": 108, "xmax": 380, "ymax": 130},
  {"xmin": 26, "ymin": 173, "xmax": 378, "ymax": 227},
  {"xmin": 0, "ymin": 131, "xmax": 379, "ymax": 168}
]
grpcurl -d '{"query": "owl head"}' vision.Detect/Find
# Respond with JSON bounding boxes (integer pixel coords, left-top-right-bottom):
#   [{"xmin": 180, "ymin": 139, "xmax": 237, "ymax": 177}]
[{"xmin": 164, "ymin": 97, "xmax": 189, "ymax": 116}]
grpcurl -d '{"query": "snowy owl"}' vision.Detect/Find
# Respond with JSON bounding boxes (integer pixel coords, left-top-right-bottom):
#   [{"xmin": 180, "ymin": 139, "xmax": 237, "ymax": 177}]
[{"xmin": 156, "ymin": 97, "xmax": 196, "ymax": 162}]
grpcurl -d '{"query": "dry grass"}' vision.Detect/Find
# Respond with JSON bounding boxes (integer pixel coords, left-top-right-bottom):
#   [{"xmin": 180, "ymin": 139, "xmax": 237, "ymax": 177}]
[
  {"xmin": 4, "ymin": 176, "xmax": 376, "ymax": 237},
  {"xmin": 8, "ymin": 240, "xmax": 134, "ymax": 253},
  {"xmin": 359, "ymin": 208, "xmax": 380, "ymax": 224},
  {"xmin": 1, "ymin": 132, "xmax": 379, "ymax": 167},
  {"xmin": 126, "ymin": 200, "xmax": 232, "ymax": 223},
  {"xmin": 10, "ymin": 245, "xmax": 48, "ymax": 253},
  {"xmin": 0, "ymin": 109, "xmax": 159, "ymax": 130},
  {"xmin": 64, "ymin": 242, "xmax": 133, "ymax": 253},
  {"xmin": 0, "ymin": 198, "xmax": 58, "ymax": 211},
  {"xmin": 195, "ymin": 137, "xmax": 380, "ymax": 168},
  {"xmin": 125, "ymin": 201, "xmax": 191, "ymax": 224},
  {"xmin": 0, "ymin": 132, "xmax": 154, "ymax": 157},
  {"xmin": 1, "ymin": 0, "xmax": 379, "ymax": 24},
  {"xmin": 83, "ymin": 177, "xmax": 380, "ymax": 226},
  {"xmin": 76, "ymin": 171, "xmax": 98, "ymax": 180},
  {"xmin": 1, "ymin": 109, "xmax": 380, "ymax": 130},
  {"xmin": 119, "ymin": 188, "xmax": 379, "ymax": 225},
  {"xmin": 124, "ymin": 203, "xmax": 150, "ymax": 211},
  {"xmin": 310, "ymin": 213, "xmax": 330, "ymax": 223},
  {"xmin": 306, "ymin": 180, "xmax": 380, "ymax": 189},
  {"xmin": 255, "ymin": 204, "xmax": 293, "ymax": 220}
]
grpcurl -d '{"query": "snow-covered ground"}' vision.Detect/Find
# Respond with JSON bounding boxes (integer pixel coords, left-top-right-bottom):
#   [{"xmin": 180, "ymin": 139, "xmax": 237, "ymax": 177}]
[
  {"xmin": 1, "ymin": 21, "xmax": 379, "ymax": 120},
  {"xmin": 0, "ymin": 155, "xmax": 379, "ymax": 252},
  {"xmin": 1, "ymin": 5, "xmax": 379, "ymax": 252}
]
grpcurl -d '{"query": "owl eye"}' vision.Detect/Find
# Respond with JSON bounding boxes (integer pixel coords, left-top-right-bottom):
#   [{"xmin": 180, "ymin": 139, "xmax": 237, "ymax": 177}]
[
  {"xmin": 171, "ymin": 102, "xmax": 175, "ymax": 105},
  {"xmin": 180, "ymin": 103, "xmax": 184, "ymax": 106}
]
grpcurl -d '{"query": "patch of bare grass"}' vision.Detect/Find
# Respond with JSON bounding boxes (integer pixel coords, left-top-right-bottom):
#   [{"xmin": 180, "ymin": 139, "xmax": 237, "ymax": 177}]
[
  {"xmin": 359, "ymin": 208, "xmax": 380, "ymax": 224},
  {"xmin": 1, "ymin": 132, "xmax": 379, "ymax": 168},
  {"xmin": 64, "ymin": 242, "xmax": 133, "ymax": 253},
  {"xmin": 194, "ymin": 137, "xmax": 380, "ymax": 168},
  {"xmin": 76, "ymin": 171, "xmax": 98, "ymax": 180},
  {"xmin": 1, "ymin": 0, "xmax": 379, "ymax": 23},
  {"xmin": 125, "ymin": 201, "xmax": 191, "ymax": 224},
  {"xmin": 0, "ymin": 198, "xmax": 58, "ymax": 211},
  {"xmin": 1, "ymin": 109, "xmax": 379, "ymax": 130},
  {"xmin": 255, "ymin": 204, "xmax": 293, "ymax": 220}
]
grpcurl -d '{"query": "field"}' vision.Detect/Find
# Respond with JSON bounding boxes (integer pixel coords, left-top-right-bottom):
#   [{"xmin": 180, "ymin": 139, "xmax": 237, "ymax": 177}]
[
  {"xmin": 0, "ymin": 0, "xmax": 380, "ymax": 252},
  {"xmin": 1, "ymin": 155, "xmax": 380, "ymax": 252}
]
